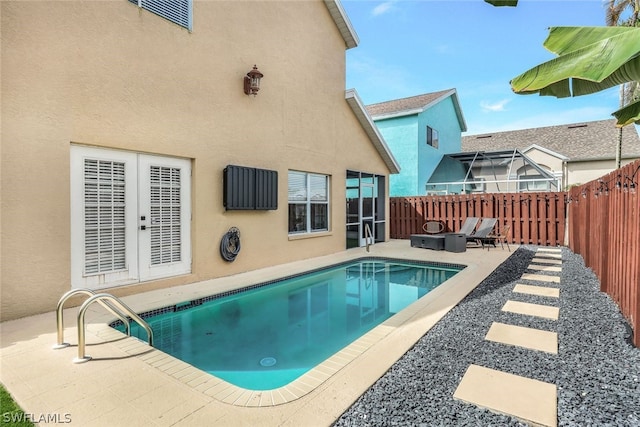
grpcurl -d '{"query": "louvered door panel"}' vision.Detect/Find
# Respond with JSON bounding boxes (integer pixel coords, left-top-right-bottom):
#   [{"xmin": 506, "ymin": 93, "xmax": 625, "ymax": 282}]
[
  {"xmin": 149, "ymin": 166, "xmax": 182, "ymax": 265},
  {"xmin": 138, "ymin": 155, "xmax": 191, "ymax": 281},
  {"xmin": 83, "ymin": 159, "xmax": 127, "ymax": 274}
]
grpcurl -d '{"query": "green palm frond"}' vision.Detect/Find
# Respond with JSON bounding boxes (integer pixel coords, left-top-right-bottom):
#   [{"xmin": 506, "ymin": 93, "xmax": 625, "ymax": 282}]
[{"xmin": 612, "ymin": 98, "xmax": 640, "ymax": 126}]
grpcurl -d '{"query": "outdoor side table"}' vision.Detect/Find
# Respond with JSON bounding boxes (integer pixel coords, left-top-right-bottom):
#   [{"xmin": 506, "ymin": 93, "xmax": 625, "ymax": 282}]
[
  {"xmin": 410, "ymin": 234, "xmax": 445, "ymax": 250},
  {"xmin": 444, "ymin": 233, "xmax": 466, "ymax": 253}
]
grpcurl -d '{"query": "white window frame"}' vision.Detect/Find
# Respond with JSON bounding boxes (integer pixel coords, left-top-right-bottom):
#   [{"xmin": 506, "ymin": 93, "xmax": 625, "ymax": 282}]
[
  {"xmin": 518, "ymin": 174, "xmax": 551, "ymax": 192},
  {"xmin": 288, "ymin": 171, "xmax": 330, "ymax": 235},
  {"xmin": 427, "ymin": 126, "xmax": 439, "ymax": 149}
]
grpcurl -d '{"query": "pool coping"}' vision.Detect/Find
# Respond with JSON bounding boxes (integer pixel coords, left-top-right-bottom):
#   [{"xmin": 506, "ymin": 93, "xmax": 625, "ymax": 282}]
[{"xmin": 1, "ymin": 240, "xmax": 515, "ymax": 426}]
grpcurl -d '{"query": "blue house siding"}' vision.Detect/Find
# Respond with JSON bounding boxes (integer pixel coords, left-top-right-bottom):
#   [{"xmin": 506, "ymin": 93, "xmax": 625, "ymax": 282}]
[
  {"xmin": 427, "ymin": 155, "xmax": 468, "ymax": 194},
  {"xmin": 369, "ymin": 91, "xmax": 466, "ymax": 196},
  {"xmin": 416, "ymin": 96, "xmax": 462, "ymax": 195},
  {"xmin": 375, "ymin": 116, "xmax": 418, "ymax": 196}
]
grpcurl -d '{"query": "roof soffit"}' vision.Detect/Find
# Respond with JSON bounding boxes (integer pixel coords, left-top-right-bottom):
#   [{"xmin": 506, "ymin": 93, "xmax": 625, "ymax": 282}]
[
  {"xmin": 324, "ymin": 0, "xmax": 359, "ymax": 49},
  {"xmin": 346, "ymin": 89, "xmax": 401, "ymax": 174}
]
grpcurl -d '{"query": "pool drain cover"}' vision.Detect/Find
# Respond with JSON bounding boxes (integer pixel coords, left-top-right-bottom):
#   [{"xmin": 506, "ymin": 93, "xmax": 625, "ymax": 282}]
[{"xmin": 260, "ymin": 357, "xmax": 276, "ymax": 367}]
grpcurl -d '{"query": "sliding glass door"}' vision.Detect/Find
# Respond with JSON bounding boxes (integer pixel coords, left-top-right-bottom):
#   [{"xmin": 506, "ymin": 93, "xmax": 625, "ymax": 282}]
[{"xmin": 346, "ymin": 170, "xmax": 386, "ymax": 249}]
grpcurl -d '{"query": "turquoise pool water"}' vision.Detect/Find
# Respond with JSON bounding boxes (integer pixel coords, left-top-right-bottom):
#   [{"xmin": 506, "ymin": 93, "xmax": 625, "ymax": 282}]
[{"xmin": 116, "ymin": 259, "xmax": 462, "ymax": 390}]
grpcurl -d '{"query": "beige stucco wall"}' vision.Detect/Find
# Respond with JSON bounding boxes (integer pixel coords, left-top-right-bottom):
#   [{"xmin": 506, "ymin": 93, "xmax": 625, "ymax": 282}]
[
  {"xmin": 565, "ymin": 158, "xmax": 638, "ymax": 188},
  {"xmin": 1, "ymin": 1, "xmax": 392, "ymax": 321},
  {"xmin": 522, "ymin": 150, "xmax": 563, "ymax": 175}
]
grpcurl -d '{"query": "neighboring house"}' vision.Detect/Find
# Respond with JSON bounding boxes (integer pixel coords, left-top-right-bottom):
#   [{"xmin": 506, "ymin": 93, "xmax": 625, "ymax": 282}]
[
  {"xmin": 1, "ymin": 0, "xmax": 399, "ymax": 321},
  {"xmin": 366, "ymin": 89, "xmax": 467, "ymax": 196},
  {"xmin": 461, "ymin": 119, "xmax": 640, "ymax": 191},
  {"xmin": 426, "ymin": 149, "xmax": 561, "ymax": 195}
]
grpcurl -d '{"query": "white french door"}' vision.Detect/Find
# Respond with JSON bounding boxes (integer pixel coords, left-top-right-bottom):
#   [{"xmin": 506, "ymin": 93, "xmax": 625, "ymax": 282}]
[
  {"xmin": 137, "ymin": 155, "xmax": 191, "ymax": 281},
  {"xmin": 71, "ymin": 146, "xmax": 191, "ymax": 289}
]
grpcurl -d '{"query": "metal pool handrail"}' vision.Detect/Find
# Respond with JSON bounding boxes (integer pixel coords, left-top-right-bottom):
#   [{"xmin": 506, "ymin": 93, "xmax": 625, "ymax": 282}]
[
  {"xmin": 365, "ymin": 223, "xmax": 374, "ymax": 252},
  {"xmin": 53, "ymin": 288, "xmax": 131, "ymax": 349},
  {"xmin": 74, "ymin": 293, "xmax": 154, "ymax": 364}
]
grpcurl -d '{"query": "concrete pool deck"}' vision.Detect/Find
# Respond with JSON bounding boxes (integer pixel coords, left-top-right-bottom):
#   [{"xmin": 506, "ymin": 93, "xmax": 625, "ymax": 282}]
[{"xmin": 1, "ymin": 240, "xmax": 514, "ymax": 426}]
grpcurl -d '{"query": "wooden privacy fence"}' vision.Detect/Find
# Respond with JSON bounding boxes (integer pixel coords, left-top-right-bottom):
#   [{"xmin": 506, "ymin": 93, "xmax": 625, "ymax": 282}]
[
  {"xmin": 389, "ymin": 192, "xmax": 566, "ymax": 246},
  {"xmin": 568, "ymin": 159, "xmax": 640, "ymax": 347}
]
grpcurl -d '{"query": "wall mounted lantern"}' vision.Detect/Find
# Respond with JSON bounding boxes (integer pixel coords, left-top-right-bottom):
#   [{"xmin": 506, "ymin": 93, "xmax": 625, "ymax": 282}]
[{"xmin": 244, "ymin": 65, "xmax": 264, "ymax": 96}]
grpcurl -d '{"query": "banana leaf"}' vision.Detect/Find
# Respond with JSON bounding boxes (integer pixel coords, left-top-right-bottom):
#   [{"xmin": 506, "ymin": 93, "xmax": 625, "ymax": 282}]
[
  {"xmin": 543, "ymin": 26, "xmax": 635, "ymax": 55},
  {"xmin": 612, "ymin": 98, "xmax": 640, "ymax": 126},
  {"xmin": 481, "ymin": 5, "xmax": 640, "ymax": 127},
  {"xmin": 510, "ymin": 26, "xmax": 640, "ymax": 98}
]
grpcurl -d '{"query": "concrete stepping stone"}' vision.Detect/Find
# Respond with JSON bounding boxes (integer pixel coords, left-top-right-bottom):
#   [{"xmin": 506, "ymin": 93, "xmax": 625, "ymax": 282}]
[
  {"xmin": 531, "ymin": 258, "xmax": 563, "ymax": 265},
  {"xmin": 521, "ymin": 273, "xmax": 560, "ymax": 284},
  {"xmin": 502, "ymin": 300, "xmax": 559, "ymax": 320},
  {"xmin": 528, "ymin": 264, "xmax": 562, "ymax": 273},
  {"xmin": 454, "ymin": 364, "xmax": 557, "ymax": 427},
  {"xmin": 534, "ymin": 253, "xmax": 562, "ymax": 260},
  {"xmin": 485, "ymin": 322, "xmax": 557, "ymax": 354},
  {"xmin": 513, "ymin": 284, "xmax": 560, "ymax": 298},
  {"xmin": 537, "ymin": 248, "xmax": 561, "ymax": 253}
]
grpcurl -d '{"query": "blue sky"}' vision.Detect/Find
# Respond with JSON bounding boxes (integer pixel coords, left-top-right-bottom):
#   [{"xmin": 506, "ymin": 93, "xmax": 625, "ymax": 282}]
[{"xmin": 342, "ymin": 0, "xmax": 623, "ymax": 135}]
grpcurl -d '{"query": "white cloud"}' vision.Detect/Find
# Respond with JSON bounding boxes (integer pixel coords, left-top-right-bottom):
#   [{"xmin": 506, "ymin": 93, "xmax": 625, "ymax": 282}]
[
  {"xmin": 480, "ymin": 99, "xmax": 510, "ymax": 112},
  {"xmin": 372, "ymin": 1, "xmax": 395, "ymax": 17}
]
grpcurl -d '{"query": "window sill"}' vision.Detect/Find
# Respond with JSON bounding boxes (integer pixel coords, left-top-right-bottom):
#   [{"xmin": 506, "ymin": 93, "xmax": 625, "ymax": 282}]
[{"xmin": 288, "ymin": 231, "xmax": 333, "ymax": 241}]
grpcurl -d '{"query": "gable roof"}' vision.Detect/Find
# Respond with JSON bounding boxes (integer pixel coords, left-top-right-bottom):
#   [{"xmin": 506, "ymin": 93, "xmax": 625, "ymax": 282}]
[
  {"xmin": 365, "ymin": 89, "xmax": 468, "ymax": 132},
  {"xmin": 346, "ymin": 89, "xmax": 401, "ymax": 174},
  {"xmin": 522, "ymin": 144, "xmax": 569, "ymax": 161},
  {"xmin": 462, "ymin": 119, "xmax": 640, "ymax": 162},
  {"xmin": 324, "ymin": 0, "xmax": 359, "ymax": 49}
]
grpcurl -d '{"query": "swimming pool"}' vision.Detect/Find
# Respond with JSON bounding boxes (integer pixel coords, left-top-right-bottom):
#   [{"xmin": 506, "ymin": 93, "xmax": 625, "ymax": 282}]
[{"xmin": 114, "ymin": 258, "xmax": 463, "ymax": 390}]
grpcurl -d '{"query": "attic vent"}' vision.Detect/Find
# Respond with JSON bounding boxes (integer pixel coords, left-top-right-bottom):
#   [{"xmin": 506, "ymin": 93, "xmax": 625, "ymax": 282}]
[
  {"xmin": 476, "ymin": 135, "xmax": 493, "ymax": 139},
  {"xmin": 129, "ymin": 0, "xmax": 193, "ymax": 31},
  {"xmin": 567, "ymin": 124, "xmax": 588, "ymax": 129}
]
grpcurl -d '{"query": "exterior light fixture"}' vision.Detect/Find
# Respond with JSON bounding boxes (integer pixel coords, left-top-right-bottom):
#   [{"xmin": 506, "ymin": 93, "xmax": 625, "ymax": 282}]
[
  {"xmin": 244, "ymin": 65, "xmax": 263, "ymax": 96},
  {"xmin": 625, "ymin": 165, "xmax": 640, "ymax": 195}
]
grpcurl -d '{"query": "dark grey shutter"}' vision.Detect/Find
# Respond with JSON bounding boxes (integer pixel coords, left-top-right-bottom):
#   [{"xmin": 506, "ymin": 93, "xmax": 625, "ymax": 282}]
[{"xmin": 224, "ymin": 165, "xmax": 278, "ymax": 210}]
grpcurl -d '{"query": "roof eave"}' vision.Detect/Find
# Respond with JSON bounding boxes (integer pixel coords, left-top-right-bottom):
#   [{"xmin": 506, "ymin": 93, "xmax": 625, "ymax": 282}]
[
  {"xmin": 371, "ymin": 108, "xmax": 423, "ymax": 121},
  {"xmin": 568, "ymin": 155, "xmax": 640, "ymax": 163},
  {"xmin": 324, "ymin": 0, "xmax": 359, "ymax": 49},
  {"xmin": 449, "ymin": 90, "xmax": 468, "ymax": 133},
  {"xmin": 522, "ymin": 144, "xmax": 569, "ymax": 161},
  {"xmin": 370, "ymin": 89, "xmax": 468, "ymax": 132},
  {"xmin": 424, "ymin": 89, "xmax": 467, "ymax": 132},
  {"xmin": 346, "ymin": 89, "xmax": 401, "ymax": 174}
]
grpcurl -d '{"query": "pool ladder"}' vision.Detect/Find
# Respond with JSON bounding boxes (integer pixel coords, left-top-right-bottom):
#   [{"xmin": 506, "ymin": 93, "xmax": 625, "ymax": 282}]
[
  {"xmin": 53, "ymin": 289, "xmax": 154, "ymax": 364},
  {"xmin": 365, "ymin": 223, "xmax": 374, "ymax": 252}
]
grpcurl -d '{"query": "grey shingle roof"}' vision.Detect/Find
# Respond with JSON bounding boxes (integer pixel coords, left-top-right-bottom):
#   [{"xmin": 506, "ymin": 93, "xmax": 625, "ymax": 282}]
[
  {"xmin": 365, "ymin": 89, "xmax": 454, "ymax": 118},
  {"xmin": 461, "ymin": 119, "xmax": 640, "ymax": 161}
]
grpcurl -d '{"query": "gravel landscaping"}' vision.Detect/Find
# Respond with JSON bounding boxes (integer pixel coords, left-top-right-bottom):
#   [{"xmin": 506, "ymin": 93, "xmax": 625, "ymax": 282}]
[{"xmin": 333, "ymin": 245, "xmax": 640, "ymax": 426}]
